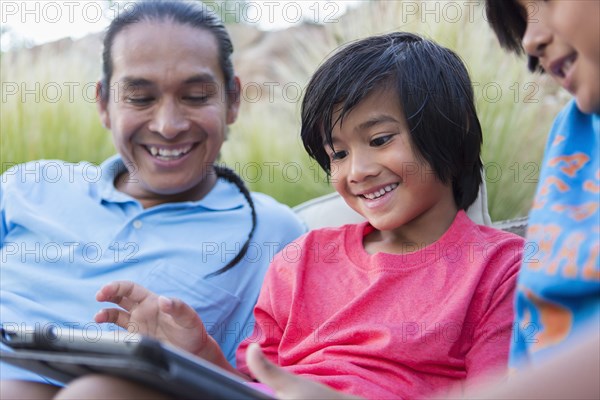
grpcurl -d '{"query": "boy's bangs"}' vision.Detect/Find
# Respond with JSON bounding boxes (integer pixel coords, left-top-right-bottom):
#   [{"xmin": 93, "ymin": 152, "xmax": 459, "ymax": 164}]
[{"xmin": 485, "ymin": 0, "xmax": 527, "ymax": 55}]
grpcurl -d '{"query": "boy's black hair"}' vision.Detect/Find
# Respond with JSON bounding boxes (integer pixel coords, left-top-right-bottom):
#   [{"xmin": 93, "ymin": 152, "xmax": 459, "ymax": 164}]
[
  {"xmin": 484, "ymin": 0, "xmax": 540, "ymax": 72},
  {"xmin": 301, "ymin": 32, "xmax": 483, "ymax": 211}
]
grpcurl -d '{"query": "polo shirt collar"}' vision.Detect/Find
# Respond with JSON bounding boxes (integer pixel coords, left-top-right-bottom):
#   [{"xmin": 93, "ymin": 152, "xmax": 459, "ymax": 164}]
[{"xmin": 96, "ymin": 155, "xmax": 245, "ymax": 210}]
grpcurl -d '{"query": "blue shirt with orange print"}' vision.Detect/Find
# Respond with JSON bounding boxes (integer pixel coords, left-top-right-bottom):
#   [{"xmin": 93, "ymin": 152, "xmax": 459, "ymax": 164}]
[{"xmin": 510, "ymin": 100, "xmax": 600, "ymax": 369}]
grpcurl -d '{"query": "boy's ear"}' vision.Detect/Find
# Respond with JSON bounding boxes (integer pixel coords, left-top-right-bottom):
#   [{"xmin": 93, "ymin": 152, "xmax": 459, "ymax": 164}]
[
  {"xmin": 96, "ymin": 81, "xmax": 111, "ymax": 129},
  {"xmin": 226, "ymin": 76, "xmax": 241, "ymax": 125}
]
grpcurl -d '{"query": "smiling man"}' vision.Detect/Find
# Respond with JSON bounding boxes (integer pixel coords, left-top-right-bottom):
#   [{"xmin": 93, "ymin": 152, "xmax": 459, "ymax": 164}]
[{"xmin": 0, "ymin": 2, "xmax": 305, "ymax": 398}]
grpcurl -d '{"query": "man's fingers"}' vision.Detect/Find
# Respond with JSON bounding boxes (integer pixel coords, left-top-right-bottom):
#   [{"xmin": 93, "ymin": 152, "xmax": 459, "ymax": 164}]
[
  {"xmin": 96, "ymin": 281, "xmax": 151, "ymax": 310},
  {"xmin": 96, "ymin": 281, "xmax": 133, "ymax": 301},
  {"xmin": 94, "ymin": 308, "xmax": 131, "ymax": 329},
  {"xmin": 158, "ymin": 296, "xmax": 202, "ymax": 330}
]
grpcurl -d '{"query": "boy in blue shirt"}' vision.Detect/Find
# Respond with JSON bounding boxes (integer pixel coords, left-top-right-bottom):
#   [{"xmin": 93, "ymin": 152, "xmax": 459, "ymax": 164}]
[{"xmin": 485, "ymin": 0, "xmax": 599, "ymax": 375}]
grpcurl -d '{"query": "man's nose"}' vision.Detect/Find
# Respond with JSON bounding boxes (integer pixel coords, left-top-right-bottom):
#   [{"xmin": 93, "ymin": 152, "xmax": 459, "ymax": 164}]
[{"xmin": 148, "ymin": 100, "xmax": 191, "ymax": 139}]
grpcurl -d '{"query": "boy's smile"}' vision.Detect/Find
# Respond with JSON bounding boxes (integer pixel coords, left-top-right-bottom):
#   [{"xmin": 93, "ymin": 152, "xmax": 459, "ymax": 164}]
[
  {"xmin": 359, "ymin": 183, "xmax": 399, "ymax": 201},
  {"xmin": 328, "ymin": 88, "xmax": 457, "ymax": 249},
  {"xmin": 519, "ymin": 0, "xmax": 600, "ymax": 114},
  {"xmin": 355, "ymin": 182, "xmax": 401, "ymax": 213}
]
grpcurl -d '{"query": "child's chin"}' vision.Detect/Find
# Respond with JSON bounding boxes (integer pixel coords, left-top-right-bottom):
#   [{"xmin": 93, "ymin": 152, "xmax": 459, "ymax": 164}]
[{"xmin": 575, "ymin": 95, "xmax": 600, "ymax": 115}]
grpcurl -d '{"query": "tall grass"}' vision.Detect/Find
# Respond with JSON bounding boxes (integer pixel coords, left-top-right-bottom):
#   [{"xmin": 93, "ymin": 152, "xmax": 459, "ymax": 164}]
[
  {"xmin": 0, "ymin": 36, "xmax": 114, "ymax": 168},
  {"xmin": 0, "ymin": 1, "xmax": 568, "ymax": 221}
]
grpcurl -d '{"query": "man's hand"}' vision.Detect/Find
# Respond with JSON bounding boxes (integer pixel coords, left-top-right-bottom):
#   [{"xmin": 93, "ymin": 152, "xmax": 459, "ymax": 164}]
[
  {"xmin": 246, "ymin": 343, "xmax": 362, "ymax": 400},
  {"xmin": 94, "ymin": 280, "xmax": 219, "ymax": 362}
]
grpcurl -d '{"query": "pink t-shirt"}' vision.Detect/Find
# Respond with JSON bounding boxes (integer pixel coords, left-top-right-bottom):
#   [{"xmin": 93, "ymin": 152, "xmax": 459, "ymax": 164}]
[{"xmin": 237, "ymin": 211, "xmax": 523, "ymax": 399}]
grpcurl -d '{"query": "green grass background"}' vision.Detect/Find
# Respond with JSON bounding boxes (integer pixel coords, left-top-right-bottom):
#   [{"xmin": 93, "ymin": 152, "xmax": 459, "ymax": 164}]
[{"xmin": 0, "ymin": 1, "xmax": 569, "ymax": 221}]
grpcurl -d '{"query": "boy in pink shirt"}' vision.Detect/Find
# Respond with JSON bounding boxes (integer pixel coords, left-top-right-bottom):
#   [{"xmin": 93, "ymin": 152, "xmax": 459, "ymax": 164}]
[
  {"xmin": 56, "ymin": 32, "xmax": 524, "ymax": 399},
  {"xmin": 234, "ymin": 32, "xmax": 523, "ymax": 399}
]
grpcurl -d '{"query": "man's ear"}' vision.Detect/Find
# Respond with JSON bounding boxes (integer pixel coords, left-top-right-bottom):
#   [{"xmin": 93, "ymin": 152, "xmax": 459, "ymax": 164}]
[
  {"xmin": 226, "ymin": 76, "xmax": 241, "ymax": 125},
  {"xmin": 96, "ymin": 81, "xmax": 111, "ymax": 129}
]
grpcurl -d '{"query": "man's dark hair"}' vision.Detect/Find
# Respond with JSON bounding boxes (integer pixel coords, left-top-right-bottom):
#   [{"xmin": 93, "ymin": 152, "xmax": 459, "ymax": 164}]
[
  {"xmin": 301, "ymin": 32, "xmax": 483, "ymax": 210},
  {"xmin": 99, "ymin": 0, "xmax": 236, "ymax": 101}
]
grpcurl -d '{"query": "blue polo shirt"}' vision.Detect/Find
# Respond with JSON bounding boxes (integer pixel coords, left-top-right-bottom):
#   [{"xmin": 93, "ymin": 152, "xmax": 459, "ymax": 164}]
[{"xmin": 0, "ymin": 155, "xmax": 305, "ymax": 381}]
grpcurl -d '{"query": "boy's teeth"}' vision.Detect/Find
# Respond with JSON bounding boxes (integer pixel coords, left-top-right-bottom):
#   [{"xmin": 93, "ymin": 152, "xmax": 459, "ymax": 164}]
[
  {"xmin": 561, "ymin": 59, "xmax": 573, "ymax": 76},
  {"xmin": 362, "ymin": 183, "xmax": 398, "ymax": 200}
]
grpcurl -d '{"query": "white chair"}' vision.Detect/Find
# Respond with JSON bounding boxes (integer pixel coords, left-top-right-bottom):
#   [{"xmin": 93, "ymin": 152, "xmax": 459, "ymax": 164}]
[{"xmin": 293, "ymin": 182, "xmax": 492, "ymax": 230}]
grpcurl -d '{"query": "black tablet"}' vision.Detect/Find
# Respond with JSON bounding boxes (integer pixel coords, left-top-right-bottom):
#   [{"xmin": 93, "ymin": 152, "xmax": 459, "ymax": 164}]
[{"xmin": 0, "ymin": 324, "xmax": 274, "ymax": 400}]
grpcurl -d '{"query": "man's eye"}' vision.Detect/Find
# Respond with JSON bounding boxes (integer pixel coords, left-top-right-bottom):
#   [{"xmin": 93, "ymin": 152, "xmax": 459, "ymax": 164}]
[
  {"xmin": 371, "ymin": 135, "xmax": 393, "ymax": 147},
  {"xmin": 330, "ymin": 150, "xmax": 348, "ymax": 160},
  {"xmin": 126, "ymin": 97, "xmax": 153, "ymax": 104},
  {"xmin": 184, "ymin": 95, "xmax": 209, "ymax": 103}
]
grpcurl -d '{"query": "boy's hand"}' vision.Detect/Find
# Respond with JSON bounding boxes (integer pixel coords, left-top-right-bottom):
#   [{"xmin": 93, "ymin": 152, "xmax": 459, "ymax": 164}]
[
  {"xmin": 246, "ymin": 343, "xmax": 363, "ymax": 400},
  {"xmin": 94, "ymin": 280, "xmax": 216, "ymax": 361}
]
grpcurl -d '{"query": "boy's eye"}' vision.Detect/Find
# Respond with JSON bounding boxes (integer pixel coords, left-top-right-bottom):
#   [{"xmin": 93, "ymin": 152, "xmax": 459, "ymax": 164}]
[
  {"xmin": 370, "ymin": 135, "xmax": 394, "ymax": 147},
  {"xmin": 330, "ymin": 150, "xmax": 348, "ymax": 161}
]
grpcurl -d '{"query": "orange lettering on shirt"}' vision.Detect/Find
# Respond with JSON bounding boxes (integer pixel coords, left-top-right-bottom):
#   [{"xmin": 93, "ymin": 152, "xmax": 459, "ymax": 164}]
[
  {"xmin": 584, "ymin": 181, "xmax": 600, "ymax": 193},
  {"xmin": 551, "ymin": 202, "xmax": 599, "ymax": 221},
  {"xmin": 547, "ymin": 232, "xmax": 584, "ymax": 277},
  {"xmin": 582, "ymin": 242, "xmax": 600, "ymax": 281},
  {"xmin": 539, "ymin": 176, "xmax": 570, "ymax": 196},
  {"xmin": 583, "ymin": 170, "xmax": 600, "ymax": 193},
  {"xmin": 552, "ymin": 135, "xmax": 566, "ymax": 147},
  {"xmin": 525, "ymin": 290, "xmax": 573, "ymax": 353},
  {"xmin": 526, "ymin": 224, "xmax": 561, "ymax": 269},
  {"xmin": 548, "ymin": 153, "xmax": 590, "ymax": 177},
  {"xmin": 531, "ymin": 197, "xmax": 546, "ymax": 210},
  {"xmin": 570, "ymin": 202, "xmax": 599, "ymax": 221}
]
